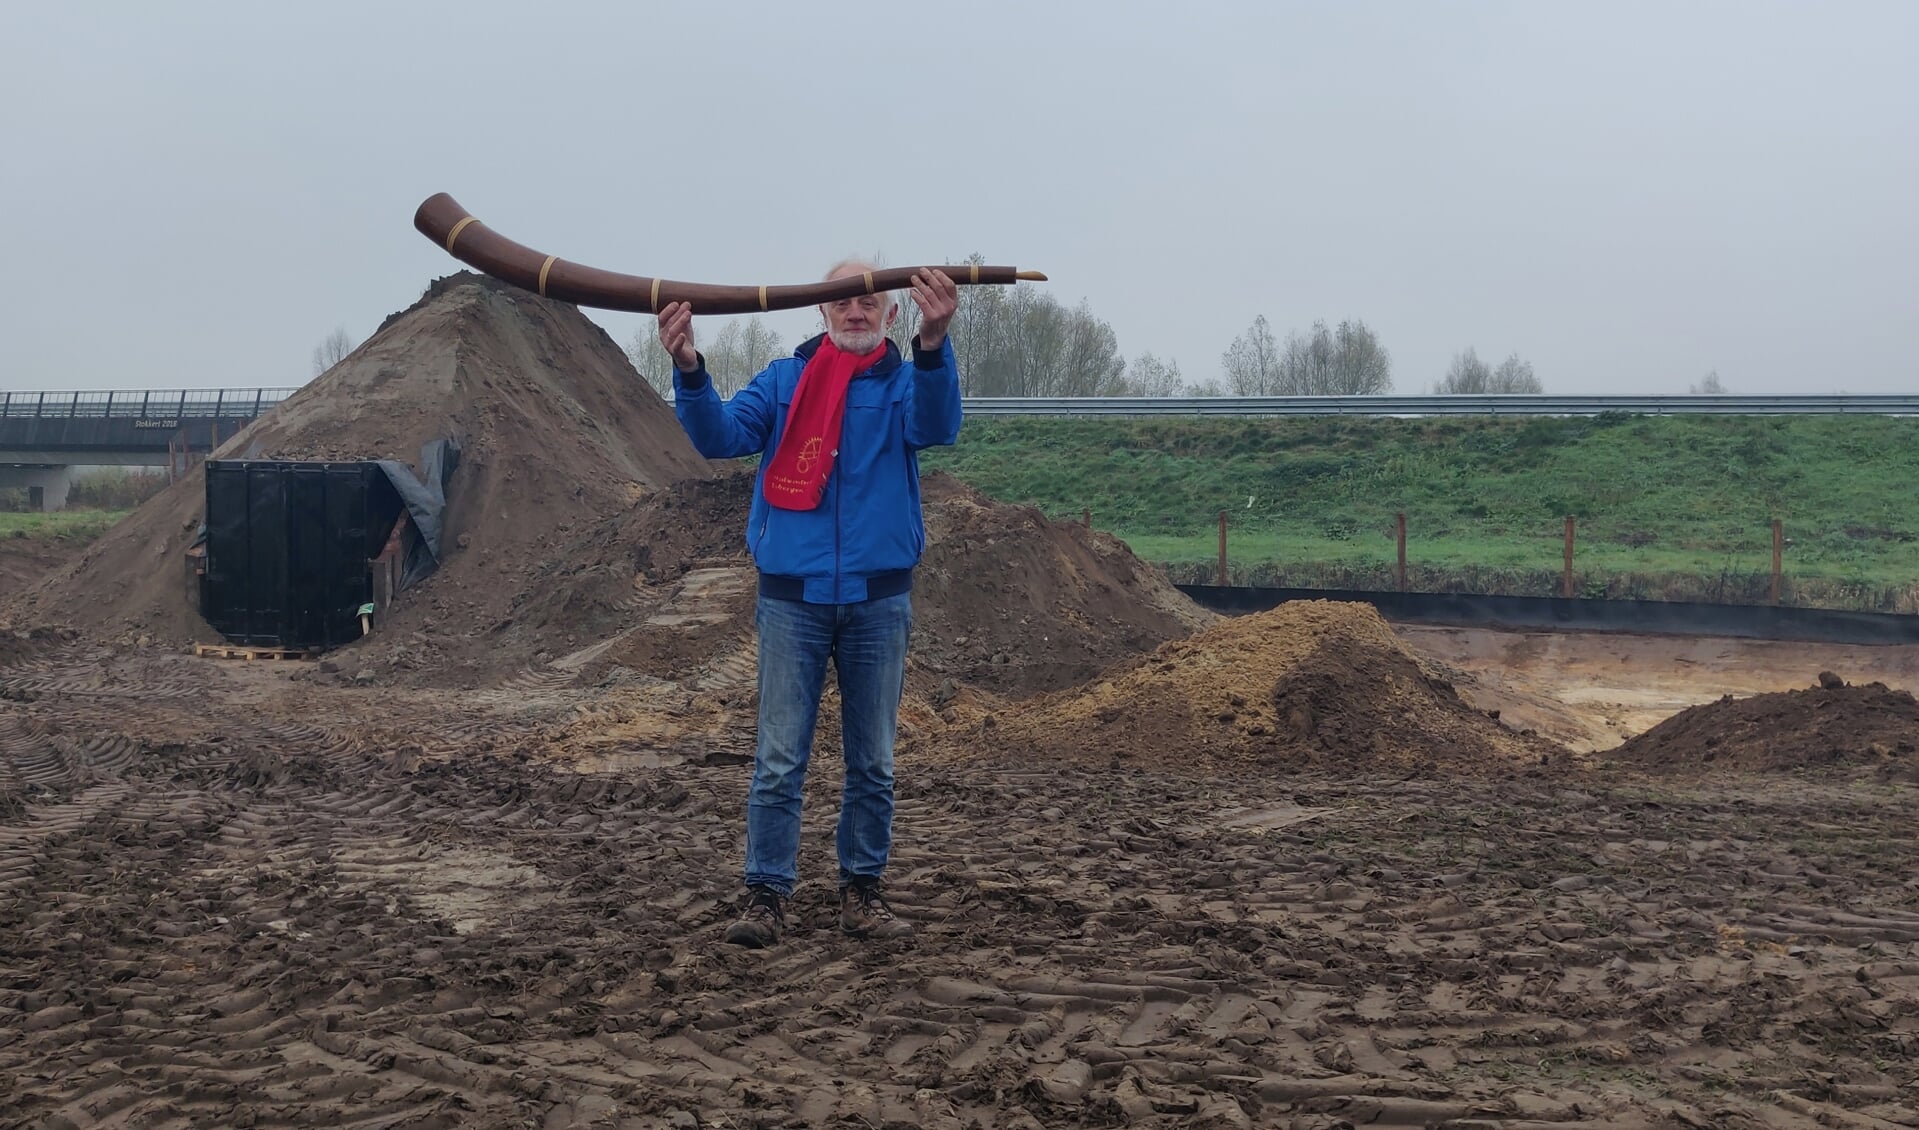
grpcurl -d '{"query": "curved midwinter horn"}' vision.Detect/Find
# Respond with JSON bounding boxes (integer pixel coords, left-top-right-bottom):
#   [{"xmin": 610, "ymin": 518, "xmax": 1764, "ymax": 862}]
[{"xmin": 412, "ymin": 193, "xmax": 1047, "ymax": 316}]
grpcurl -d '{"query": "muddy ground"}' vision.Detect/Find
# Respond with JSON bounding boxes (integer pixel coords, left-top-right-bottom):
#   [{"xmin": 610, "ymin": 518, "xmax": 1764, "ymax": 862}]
[
  {"xmin": 6, "ymin": 632, "xmax": 1919, "ymax": 1128},
  {"xmin": 0, "ymin": 532, "xmax": 79, "ymax": 596}
]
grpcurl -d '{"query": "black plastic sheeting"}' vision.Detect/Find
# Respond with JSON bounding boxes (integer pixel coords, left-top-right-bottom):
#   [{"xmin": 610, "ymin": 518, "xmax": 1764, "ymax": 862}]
[
  {"xmin": 373, "ymin": 439, "xmax": 459, "ymax": 589},
  {"xmin": 200, "ymin": 440, "xmax": 458, "ymax": 649},
  {"xmin": 1176, "ymin": 584, "xmax": 1919, "ymax": 646}
]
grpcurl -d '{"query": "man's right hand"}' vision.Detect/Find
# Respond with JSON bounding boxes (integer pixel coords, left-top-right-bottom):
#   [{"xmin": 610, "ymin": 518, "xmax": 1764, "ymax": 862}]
[{"xmin": 658, "ymin": 302, "xmax": 699, "ymax": 372}]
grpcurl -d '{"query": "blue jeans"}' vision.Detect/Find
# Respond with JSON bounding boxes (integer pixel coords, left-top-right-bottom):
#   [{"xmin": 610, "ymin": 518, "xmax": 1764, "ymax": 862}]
[{"xmin": 745, "ymin": 591, "xmax": 911, "ymax": 897}]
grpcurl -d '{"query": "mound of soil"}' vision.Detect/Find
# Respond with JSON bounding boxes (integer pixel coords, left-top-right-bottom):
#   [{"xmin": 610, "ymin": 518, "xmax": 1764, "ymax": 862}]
[
  {"xmin": 491, "ymin": 469, "xmax": 1209, "ymax": 696},
  {"xmin": 977, "ymin": 599, "xmax": 1559, "ymax": 773},
  {"xmin": 913, "ymin": 475, "xmax": 1211, "ymax": 694},
  {"xmin": 1608, "ymin": 672, "xmax": 1919, "ymax": 779},
  {"xmin": 4, "ymin": 272, "xmax": 711, "ymax": 652}
]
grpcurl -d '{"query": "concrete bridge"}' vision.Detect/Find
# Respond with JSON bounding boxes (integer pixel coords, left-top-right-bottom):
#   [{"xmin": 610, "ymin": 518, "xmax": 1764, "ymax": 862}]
[{"xmin": 1, "ymin": 388, "xmax": 296, "ymax": 509}]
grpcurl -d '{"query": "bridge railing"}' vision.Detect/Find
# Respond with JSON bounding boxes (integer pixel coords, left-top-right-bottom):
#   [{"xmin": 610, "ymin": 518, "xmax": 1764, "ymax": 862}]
[{"xmin": 1, "ymin": 388, "xmax": 299, "ymax": 420}]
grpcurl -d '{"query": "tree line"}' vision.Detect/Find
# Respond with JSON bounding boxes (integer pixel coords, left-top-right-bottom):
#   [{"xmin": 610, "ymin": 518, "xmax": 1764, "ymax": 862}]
[
  {"xmin": 315, "ymin": 271, "xmax": 1743, "ymax": 399},
  {"xmin": 619, "ymin": 255, "xmax": 1560, "ymax": 398}
]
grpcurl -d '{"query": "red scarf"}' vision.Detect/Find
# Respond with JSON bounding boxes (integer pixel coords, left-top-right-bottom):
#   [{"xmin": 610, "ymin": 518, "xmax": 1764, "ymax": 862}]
[{"xmin": 763, "ymin": 337, "xmax": 887, "ymax": 510}]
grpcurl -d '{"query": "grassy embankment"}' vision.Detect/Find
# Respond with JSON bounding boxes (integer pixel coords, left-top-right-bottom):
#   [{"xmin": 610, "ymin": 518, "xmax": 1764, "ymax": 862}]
[
  {"xmin": 1, "ymin": 468, "xmax": 159, "ymax": 550},
  {"xmin": 922, "ymin": 414, "xmax": 1919, "ymax": 612},
  {"xmin": 0, "ymin": 510, "xmax": 129, "ymax": 541},
  {"xmin": 11, "ymin": 424, "xmax": 1919, "ymax": 612}
]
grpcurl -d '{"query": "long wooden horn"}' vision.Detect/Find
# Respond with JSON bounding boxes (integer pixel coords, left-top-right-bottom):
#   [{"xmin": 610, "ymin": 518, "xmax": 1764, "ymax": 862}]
[{"xmin": 413, "ymin": 193, "xmax": 1046, "ymax": 316}]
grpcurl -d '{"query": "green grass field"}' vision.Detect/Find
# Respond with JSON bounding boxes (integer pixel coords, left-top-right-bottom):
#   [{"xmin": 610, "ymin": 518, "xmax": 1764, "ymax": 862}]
[
  {"xmin": 10, "ymin": 415, "xmax": 1919, "ymax": 612},
  {"xmin": 922, "ymin": 414, "xmax": 1919, "ymax": 611},
  {"xmin": 0, "ymin": 510, "xmax": 130, "ymax": 542}
]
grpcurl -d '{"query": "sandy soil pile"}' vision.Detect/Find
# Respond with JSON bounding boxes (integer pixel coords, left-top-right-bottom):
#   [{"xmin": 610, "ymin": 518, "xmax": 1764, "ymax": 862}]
[
  {"xmin": 1607, "ymin": 671, "xmax": 1919, "ymax": 779},
  {"xmin": 3, "ymin": 272, "xmax": 711, "ymax": 651},
  {"xmin": 977, "ymin": 599, "xmax": 1560, "ymax": 773}
]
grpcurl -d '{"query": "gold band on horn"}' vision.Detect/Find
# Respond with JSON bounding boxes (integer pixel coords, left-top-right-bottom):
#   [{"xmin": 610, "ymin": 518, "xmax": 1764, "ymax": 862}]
[{"xmin": 444, "ymin": 216, "xmax": 479, "ymax": 252}]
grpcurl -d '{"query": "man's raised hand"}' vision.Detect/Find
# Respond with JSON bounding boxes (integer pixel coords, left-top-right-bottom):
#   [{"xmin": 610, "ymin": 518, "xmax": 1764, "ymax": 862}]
[
  {"xmin": 909, "ymin": 271, "xmax": 959, "ymax": 351},
  {"xmin": 658, "ymin": 302, "xmax": 699, "ymax": 372}
]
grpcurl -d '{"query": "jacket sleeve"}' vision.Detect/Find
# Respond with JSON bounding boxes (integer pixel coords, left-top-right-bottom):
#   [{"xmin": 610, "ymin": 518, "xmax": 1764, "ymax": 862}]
[
  {"xmin": 903, "ymin": 336, "xmax": 963, "ymax": 450},
  {"xmin": 673, "ymin": 358, "xmax": 776, "ymax": 459}
]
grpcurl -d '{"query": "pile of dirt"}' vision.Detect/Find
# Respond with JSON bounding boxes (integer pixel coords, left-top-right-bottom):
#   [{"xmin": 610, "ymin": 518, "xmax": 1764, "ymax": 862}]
[
  {"xmin": 1607, "ymin": 672, "xmax": 1919, "ymax": 779},
  {"xmin": 3, "ymin": 272, "xmax": 712, "ymax": 654},
  {"xmin": 491, "ymin": 470, "xmax": 758, "ymax": 676},
  {"xmin": 913, "ymin": 475, "xmax": 1212, "ymax": 693},
  {"xmin": 494, "ymin": 469, "xmax": 1210, "ymax": 696},
  {"xmin": 974, "ymin": 599, "xmax": 1560, "ymax": 773}
]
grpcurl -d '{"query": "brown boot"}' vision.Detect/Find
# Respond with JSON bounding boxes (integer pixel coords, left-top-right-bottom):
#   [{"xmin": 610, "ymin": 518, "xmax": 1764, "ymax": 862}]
[
  {"xmin": 839, "ymin": 880, "xmax": 914, "ymax": 940},
  {"xmin": 723, "ymin": 885, "xmax": 786, "ymax": 948}
]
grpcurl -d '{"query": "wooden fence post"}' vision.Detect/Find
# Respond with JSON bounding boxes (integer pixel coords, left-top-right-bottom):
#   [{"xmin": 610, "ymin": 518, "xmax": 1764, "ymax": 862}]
[
  {"xmin": 1771, "ymin": 519, "xmax": 1783, "ymax": 605},
  {"xmin": 1395, "ymin": 512, "xmax": 1407, "ymax": 592},
  {"xmin": 1082, "ymin": 508, "xmax": 1091, "ymax": 528},
  {"xmin": 1217, "ymin": 510, "xmax": 1229, "ymax": 586},
  {"xmin": 1563, "ymin": 515, "xmax": 1576, "ymax": 599}
]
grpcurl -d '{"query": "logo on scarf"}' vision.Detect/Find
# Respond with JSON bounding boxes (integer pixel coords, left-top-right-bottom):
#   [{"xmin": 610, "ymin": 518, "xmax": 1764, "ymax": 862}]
[{"xmin": 796, "ymin": 437, "xmax": 823, "ymax": 473}]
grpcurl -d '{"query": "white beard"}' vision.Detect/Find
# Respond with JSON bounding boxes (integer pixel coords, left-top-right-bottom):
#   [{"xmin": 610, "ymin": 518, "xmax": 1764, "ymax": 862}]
[{"xmin": 829, "ymin": 328, "xmax": 886, "ymax": 354}]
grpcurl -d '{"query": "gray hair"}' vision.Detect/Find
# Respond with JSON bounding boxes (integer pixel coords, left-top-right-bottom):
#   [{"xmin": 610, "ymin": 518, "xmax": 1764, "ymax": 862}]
[{"xmin": 822, "ymin": 257, "xmax": 899, "ymax": 312}]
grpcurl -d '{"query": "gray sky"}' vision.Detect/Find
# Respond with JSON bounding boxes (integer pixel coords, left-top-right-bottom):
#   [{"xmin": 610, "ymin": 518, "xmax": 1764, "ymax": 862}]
[{"xmin": 3, "ymin": 1, "xmax": 1914, "ymax": 396}]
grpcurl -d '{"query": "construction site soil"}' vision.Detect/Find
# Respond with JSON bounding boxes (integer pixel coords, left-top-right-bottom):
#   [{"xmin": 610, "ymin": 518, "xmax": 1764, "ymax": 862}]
[
  {"xmin": 1606, "ymin": 673, "xmax": 1919, "ymax": 780},
  {"xmin": 0, "ymin": 533, "xmax": 77, "ymax": 596},
  {"xmin": 7, "ymin": 637, "xmax": 1919, "ymax": 1129},
  {"xmin": 2, "ymin": 272, "xmax": 712, "ymax": 657},
  {"xmin": 6, "ymin": 277, "xmax": 1919, "ymax": 1126},
  {"xmin": 977, "ymin": 601, "xmax": 1560, "ymax": 775}
]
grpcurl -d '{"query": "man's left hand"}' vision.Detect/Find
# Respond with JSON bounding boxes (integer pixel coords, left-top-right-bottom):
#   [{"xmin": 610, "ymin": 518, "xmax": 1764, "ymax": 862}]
[{"xmin": 910, "ymin": 270, "xmax": 959, "ymax": 351}]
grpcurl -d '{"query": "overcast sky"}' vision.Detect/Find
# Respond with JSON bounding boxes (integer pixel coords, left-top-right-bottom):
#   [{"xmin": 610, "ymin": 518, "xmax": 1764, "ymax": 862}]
[{"xmin": 3, "ymin": 2, "xmax": 1913, "ymax": 396}]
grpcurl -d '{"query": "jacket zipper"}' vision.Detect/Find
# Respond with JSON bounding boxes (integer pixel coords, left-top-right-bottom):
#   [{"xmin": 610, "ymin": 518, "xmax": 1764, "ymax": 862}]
[{"xmin": 833, "ymin": 459, "xmax": 841, "ymax": 602}]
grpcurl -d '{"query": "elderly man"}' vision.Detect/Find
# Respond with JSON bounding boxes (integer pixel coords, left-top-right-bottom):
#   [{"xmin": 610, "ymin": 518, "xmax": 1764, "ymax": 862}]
[{"xmin": 659, "ymin": 262, "xmax": 961, "ymax": 947}]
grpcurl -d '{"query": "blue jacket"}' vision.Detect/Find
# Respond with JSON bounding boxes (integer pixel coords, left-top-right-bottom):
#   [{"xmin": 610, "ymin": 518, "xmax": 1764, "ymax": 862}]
[{"xmin": 673, "ymin": 333, "xmax": 963, "ymax": 604}]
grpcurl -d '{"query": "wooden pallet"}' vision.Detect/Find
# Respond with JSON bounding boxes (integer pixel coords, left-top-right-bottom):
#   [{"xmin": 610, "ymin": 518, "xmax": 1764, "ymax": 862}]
[{"xmin": 193, "ymin": 644, "xmax": 317, "ymax": 661}]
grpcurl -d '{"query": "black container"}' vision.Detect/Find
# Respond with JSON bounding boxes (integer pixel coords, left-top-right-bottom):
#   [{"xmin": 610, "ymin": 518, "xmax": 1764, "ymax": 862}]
[{"xmin": 201, "ymin": 460, "xmax": 405, "ymax": 649}]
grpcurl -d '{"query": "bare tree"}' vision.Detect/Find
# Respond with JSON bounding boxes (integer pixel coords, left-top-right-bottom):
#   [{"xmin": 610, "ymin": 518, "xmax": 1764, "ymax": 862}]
[
  {"xmin": 1222, "ymin": 316, "xmax": 1282, "ymax": 394},
  {"xmin": 1690, "ymin": 369, "xmax": 1728, "ymax": 394},
  {"xmin": 947, "ymin": 254, "xmax": 1004, "ymax": 394},
  {"xmin": 1054, "ymin": 300, "xmax": 1128, "ymax": 396},
  {"xmin": 885, "ymin": 288, "xmax": 920, "ymax": 356},
  {"xmin": 1123, "ymin": 352, "xmax": 1185, "ymax": 396},
  {"xmin": 1435, "ymin": 348, "xmax": 1490, "ymax": 394},
  {"xmin": 1226, "ymin": 317, "xmax": 1391, "ymax": 395},
  {"xmin": 311, "ymin": 326, "xmax": 354, "ymax": 376},
  {"xmin": 1489, "ymin": 352, "xmax": 1542, "ymax": 393},
  {"xmin": 624, "ymin": 314, "xmax": 785, "ymax": 398},
  {"xmin": 1329, "ymin": 320, "xmax": 1392, "ymax": 394},
  {"xmin": 1439, "ymin": 349, "xmax": 1542, "ymax": 393},
  {"xmin": 736, "ymin": 316, "xmax": 787, "ymax": 381},
  {"xmin": 698, "ymin": 316, "xmax": 787, "ymax": 396}
]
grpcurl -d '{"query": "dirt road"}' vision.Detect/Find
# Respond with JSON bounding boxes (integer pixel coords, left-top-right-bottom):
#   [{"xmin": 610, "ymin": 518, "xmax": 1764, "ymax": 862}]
[{"xmin": 6, "ymin": 638, "xmax": 1919, "ymax": 1127}]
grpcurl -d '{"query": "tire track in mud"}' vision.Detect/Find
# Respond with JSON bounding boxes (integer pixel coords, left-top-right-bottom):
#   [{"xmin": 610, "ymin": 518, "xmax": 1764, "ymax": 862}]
[{"xmin": 6, "ymin": 658, "xmax": 1919, "ymax": 1126}]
